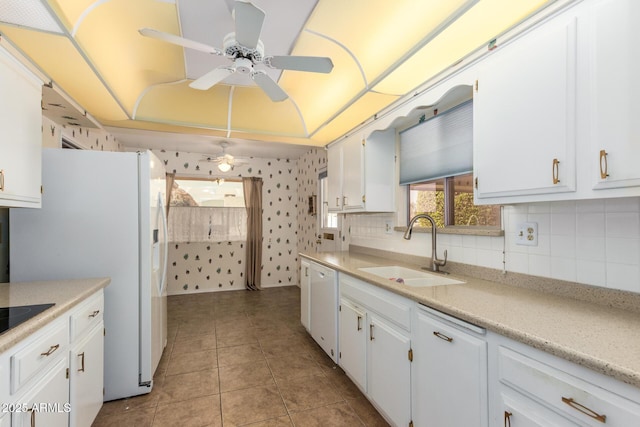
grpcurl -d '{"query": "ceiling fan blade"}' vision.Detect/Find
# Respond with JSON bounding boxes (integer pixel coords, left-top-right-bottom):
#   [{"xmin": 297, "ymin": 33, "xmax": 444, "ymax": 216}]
[
  {"xmin": 233, "ymin": 1, "xmax": 265, "ymax": 49},
  {"xmin": 189, "ymin": 67, "xmax": 235, "ymax": 90},
  {"xmin": 252, "ymin": 71, "xmax": 288, "ymax": 102},
  {"xmin": 267, "ymin": 56, "xmax": 334, "ymax": 73},
  {"xmin": 139, "ymin": 28, "xmax": 221, "ymax": 55}
]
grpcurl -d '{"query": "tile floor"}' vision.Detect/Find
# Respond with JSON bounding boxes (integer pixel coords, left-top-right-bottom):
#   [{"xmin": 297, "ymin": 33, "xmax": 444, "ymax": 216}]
[{"xmin": 92, "ymin": 286, "xmax": 389, "ymax": 426}]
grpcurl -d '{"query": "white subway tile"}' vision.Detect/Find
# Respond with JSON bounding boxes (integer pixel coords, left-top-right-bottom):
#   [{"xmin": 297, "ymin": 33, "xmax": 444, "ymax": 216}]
[
  {"xmin": 550, "ymin": 257, "xmax": 576, "ymax": 282},
  {"xmin": 605, "ymin": 263, "xmax": 640, "ymax": 293},
  {"xmin": 550, "ymin": 213, "xmax": 576, "ymax": 236},
  {"xmin": 527, "ymin": 213, "xmax": 550, "ymax": 235},
  {"xmin": 550, "ymin": 235, "xmax": 576, "ymax": 258},
  {"xmin": 528, "ymin": 202, "xmax": 550, "ymax": 214},
  {"xmin": 605, "ymin": 237, "xmax": 640, "ymax": 266},
  {"xmin": 462, "ymin": 235, "xmax": 477, "ymax": 248},
  {"xmin": 576, "ymin": 260, "xmax": 606, "ymax": 287},
  {"xmin": 576, "ymin": 199, "xmax": 605, "ymax": 213},
  {"xmin": 475, "ymin": 236, "xmax": 493, "ymax": 250},
  {"xmin": 605, "ymin": 212, "xmax": 640, "ymax": 238},
  {"xmin": 529, "ymin": 254, "xmax": 551, "ymax": 278},
  {"xmin": 506, "ymin": 252, "xmax": 529, "ymax": 274},
  {"xmin": 550, "ymin": 200, "xmax": 576, "ymax": 214},
  {"xmin": 476, "ymin": 249, "xmax": 503, "ymax": 270},
  {"xmin": 528, "ymin": 233, "xmax": 551, "ymax": 256},
  {"xmin": 576, "ymin": 213, "xmax": 605, "ymax": 237},
  {"xmin": 605, "ymin": 197, "xmax": 640, "ymax": 213},
  {"xmin": 576, "ymin": 236, "xmax": 606, "ymax": 261}
]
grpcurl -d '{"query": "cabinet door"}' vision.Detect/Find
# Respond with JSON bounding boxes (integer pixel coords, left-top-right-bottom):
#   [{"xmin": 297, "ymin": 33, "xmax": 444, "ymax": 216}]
[
  {"xmin": 338, "ymin": 299, "xmax": 366, "ymax": 391},
  {"xmin": 300, "ymin": 260, "xmax": 311, "ymax": 332},
  {"xmin": 367, "ymin": 314, "xmax": 411, "ymax": 427},
  {"xmin": 412, "ymin": 309, "xmax": 488, "ymax": 427},
  {"xmin": 588, "ymin": 0, "xmax": 640, "ymax": 190},
  {"xmin": 327, "ymin": 143, "xmax": 343, "ymax": 212},
  {"xmin": 12, "ymin": 358, "xmax": 69, "ymax": 427},
  {"xmin": 69, "ymin": 323, "xmax": 104, "ymax": 427},
  {"xmin": 474, "ymin": 14, "xmax": 577, "ymax": 202},
  {"xmin": 342, "ymin": 137, "xmax": 364, "ymax": 210},
  {"xmin": 0, "ymin": 46, "xmax": 42, "ymax": 208}
]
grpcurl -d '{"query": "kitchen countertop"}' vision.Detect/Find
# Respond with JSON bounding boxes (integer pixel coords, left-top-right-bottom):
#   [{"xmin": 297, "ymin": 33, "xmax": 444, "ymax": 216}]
[
  {"xmin": 301, "ymin": 251, "xmax": 640, "ymax": 389},
  {"xmin": 0, "ymin": 277, "xmax": 110, "ymax": 353}
]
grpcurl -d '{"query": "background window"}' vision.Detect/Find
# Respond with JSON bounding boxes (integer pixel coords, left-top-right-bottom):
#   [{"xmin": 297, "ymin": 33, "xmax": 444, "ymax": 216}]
[
  {"xmin": 409, "ymin": 173, "xmax": 501, "ymax": 228},
  {"xmin": 168, "ymin": 178, "xmax": 246, "ymax": 242},
  {"xmin": 319, "ymin": 173, "xmax": 338, "ymax": 229}
]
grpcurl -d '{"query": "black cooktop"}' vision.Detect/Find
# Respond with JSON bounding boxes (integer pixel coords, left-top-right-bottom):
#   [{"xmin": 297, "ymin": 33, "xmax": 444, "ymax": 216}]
[{"xmin": 0, "ymin": 303, "xmax": 55, "ymax": 335}]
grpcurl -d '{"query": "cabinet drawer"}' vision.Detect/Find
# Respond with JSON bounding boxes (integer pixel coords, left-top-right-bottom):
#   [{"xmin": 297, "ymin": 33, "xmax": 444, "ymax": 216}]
[
  {"xmin": 499, "ymin": 346, "xmax": 640, "ymax": 426},
  {"xmin": 340, "ymin": 274, "xmax": 411, "ymax": 330},
  {"xmin": 70, "ymin": 292, "xmax": 104, "ymax": 342},
  {"xmin": 11, "ymin": 321, "xmax": 67, "ymax": 394}
]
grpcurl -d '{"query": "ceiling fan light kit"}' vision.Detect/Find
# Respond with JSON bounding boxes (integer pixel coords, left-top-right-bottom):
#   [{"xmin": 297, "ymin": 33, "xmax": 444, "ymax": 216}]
[{"xmin": 139, "ymin": 0, "xmax": 334, "ymax": 103}]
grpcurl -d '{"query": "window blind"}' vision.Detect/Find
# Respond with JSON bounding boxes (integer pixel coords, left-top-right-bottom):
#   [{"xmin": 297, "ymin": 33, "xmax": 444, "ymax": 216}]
[{"xmin": 399, "ymin": 100, "xmax": 473, "ymax": 185}]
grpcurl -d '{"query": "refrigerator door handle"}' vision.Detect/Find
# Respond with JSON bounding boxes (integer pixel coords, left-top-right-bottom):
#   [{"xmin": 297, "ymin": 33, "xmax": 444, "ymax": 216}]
[{"xmin": 158, "ymin": 192, "xmax": 169, "ymax": 295}]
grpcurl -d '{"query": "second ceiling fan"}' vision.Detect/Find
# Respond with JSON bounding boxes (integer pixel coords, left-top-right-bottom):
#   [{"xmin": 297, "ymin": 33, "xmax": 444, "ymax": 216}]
[{"xmin": 140, "ymin": 0, "xmax": 334, "ymax": 102}]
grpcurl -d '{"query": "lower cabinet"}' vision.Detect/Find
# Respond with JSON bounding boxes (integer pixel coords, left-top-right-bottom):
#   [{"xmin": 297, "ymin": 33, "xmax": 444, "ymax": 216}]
[
  {"xmin": 300, "ymin": 260, "xmax": 311, "ymax": 332},
  {"xmin": 12, "ymin": 358, "xmax": 69, "ymax": 427},
  {"xmin": 69, "ymin": 323, "xmax": 104, "ymax": 427},
  {"xmin": 412, "ymin": 304, "xmax": 488, "ymax": 427},
  {"xmin": 500, "ymin": 391, "xmax": 579, "ymax": 427},
  {"xmin": 339, "ymin": 274, "xmax": 412, "ymax": 427}
]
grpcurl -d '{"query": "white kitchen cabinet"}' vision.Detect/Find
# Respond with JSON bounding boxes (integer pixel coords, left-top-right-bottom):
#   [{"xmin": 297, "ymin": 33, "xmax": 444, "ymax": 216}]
[
  {"xmin": 473, "ymin": 11, "xmax": 577, "ymax": 204},
  {"xmin": 309, "ymin": 261, "xmax": 338, "ymax": 362},
  {"xmin": 0, "ymin": 413, "xmax": 8, "ymax": 427},
  {"xmin": 0, "ymin": 45, "xmax": 42, "ymax": 208},
  {"xmin": 586, "ymin": 0, "xmax": 640, "ymax": 192},
  {"xmin": 327, "ymin": 128, "xmax": 396, "ymax": 213},
  {"xmin": 338, "ymin": 298, "xmax": 367, "ymax": 392},
  {"xmin": 300, "ymin": 259, "xmax": 311, "ymax": 332},
  {"xmin": 412, "ymin": 304, "xmax": 488, "ymax": 427},
  {"xmin": 12, "ymin": 358, "xmax": 69, "ymax": 427},
  {"xmin": 490, "ymin": 333, "xmax": 640, "ymax": 427},
  {"xmin": 339, "ymin": 274, "xmax": 412, "ymax": 427},
  {"xmin": 69, "ymin": 323, "xmax": 104, "ymax": 427},
  {"xmin": 368, "ymin": 312, "xmax": 411, "ymax": 427}
]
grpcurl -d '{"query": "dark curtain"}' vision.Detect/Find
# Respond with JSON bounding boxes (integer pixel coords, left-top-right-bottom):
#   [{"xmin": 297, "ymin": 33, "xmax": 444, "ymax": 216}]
[{"xmin": 242, "ymin": 177, "xmax": 263, "ymax": 290}]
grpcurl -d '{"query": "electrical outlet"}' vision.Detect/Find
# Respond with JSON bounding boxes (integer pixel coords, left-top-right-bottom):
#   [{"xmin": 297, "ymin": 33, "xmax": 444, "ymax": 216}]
[
  {"xmin": 515, "ymin": 222, "xmax": 538, "ymax": 246},
  {"xmin": 384, "ymin": 220, "xmax": 393, "ymax": 235}
]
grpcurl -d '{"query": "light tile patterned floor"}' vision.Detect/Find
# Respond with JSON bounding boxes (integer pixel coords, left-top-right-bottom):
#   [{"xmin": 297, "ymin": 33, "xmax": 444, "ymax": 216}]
[{"xmin": 92, "ymin": 286, "xmax": 389, "ymax": 426}]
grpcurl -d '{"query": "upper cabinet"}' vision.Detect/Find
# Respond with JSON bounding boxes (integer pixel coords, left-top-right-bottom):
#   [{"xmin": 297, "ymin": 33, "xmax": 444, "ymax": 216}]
[
  {"xmin": 473, "ymin": 12, "xmax": 578, "ymax": 204},
  {"xmin": 0, "ymin": 46, "xmax": 42, "ymax": 208},
  {"xmin": 327, "ymin": 128, "xmax": 396, "ymax": 213},
  {"xmin": 586, "ymin": 0, "xmax": 640, "ymax": 192}
]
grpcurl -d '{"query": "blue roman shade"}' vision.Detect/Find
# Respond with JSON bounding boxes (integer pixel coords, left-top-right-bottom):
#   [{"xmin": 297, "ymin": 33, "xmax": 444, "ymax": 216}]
[{"xmin": 399, "ymin": 100, "xmax": 473, "ymax": 185}]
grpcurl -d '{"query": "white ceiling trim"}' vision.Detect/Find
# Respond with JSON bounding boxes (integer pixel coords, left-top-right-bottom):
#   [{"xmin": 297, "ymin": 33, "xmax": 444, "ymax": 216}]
[
  {"xmin": 226, "ymin": 84, "xmax": 234, "ymax": 138},
  {"xmin": 71, "ymin": 0, "xmax": 111, "ymax": 37},
  {"xmin": 288, "ymin": 91, "xmax": 309, "ymax": 137},
  {"xmin": 305, "ymin": 28, "xmax": 368, "ymax": 88}
]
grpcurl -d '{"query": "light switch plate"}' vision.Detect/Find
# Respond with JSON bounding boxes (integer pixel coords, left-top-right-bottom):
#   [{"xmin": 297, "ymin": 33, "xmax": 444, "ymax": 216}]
[{"xmin": 516, "ymin": 222, "xmax": 538, "ymax": 246}]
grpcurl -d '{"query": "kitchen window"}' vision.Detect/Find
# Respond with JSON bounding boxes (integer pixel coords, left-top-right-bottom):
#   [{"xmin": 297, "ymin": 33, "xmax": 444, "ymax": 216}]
[
  {"xmin": 168, "ymin": 177, "xmax": 246, "ymax": 242},
  {"xmin": 408, "ymin": 172, "xmax": 501, "ymax": 228},
  {"xmin": 319, "ymin": 171, "xmax": 338, "ymax": 229}
]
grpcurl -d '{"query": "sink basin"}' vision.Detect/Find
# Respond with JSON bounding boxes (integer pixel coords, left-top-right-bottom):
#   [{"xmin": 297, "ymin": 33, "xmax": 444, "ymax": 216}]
[{"xmin": 358, "ymin": 266, "xmax": 465, "ymax": 287}]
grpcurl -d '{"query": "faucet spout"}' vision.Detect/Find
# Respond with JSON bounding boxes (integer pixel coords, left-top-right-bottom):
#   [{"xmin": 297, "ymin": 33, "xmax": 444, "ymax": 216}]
[{"xmin": 404, "ymin": 214, "xmax": 448, "ymax": 272}]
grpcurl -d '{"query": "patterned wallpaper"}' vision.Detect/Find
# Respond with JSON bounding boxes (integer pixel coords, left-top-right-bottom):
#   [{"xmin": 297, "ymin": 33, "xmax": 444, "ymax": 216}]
[
  {"xmin": 42, "ymin": 116, "xmax": 121, "ymax": 151},
  {"xmin": 153, "ymin": 149, "xmax": 298, "ymax": 295},
  {"xmin": 296, "ymin": 148, "xmax": 327, "ymax": 256}
]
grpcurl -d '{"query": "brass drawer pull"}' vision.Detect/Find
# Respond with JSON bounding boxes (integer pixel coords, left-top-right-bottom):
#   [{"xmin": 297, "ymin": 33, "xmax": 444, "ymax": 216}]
[
  {"xmin": 369, "ymin": 324, "xmax": 374, "ymax": 341},
  {"xmin": 357, "ymin": 315, "xmax": 362, "ymax": 331},
  {"xmin": 78, "ymin": 351, "xmax": 86, "ymax": 372},
  {"xmin": 433, "ymin": 331, "xmax": 453, "ymax": 342},
  {"xmin": 599, "ymin": 150, "xmax": 609, "ymax": 179},
  {"xmin": 30, "ymin": 408, "xmax": 36, "ymax": 427},
  {"xmin": 504, "ymin": 411, "xmax": 512, "ymax": 427},
  {"xmin": 88, "ymin": 310, "xmax": 100, "ymax": 318},
  {"xmin": 552, "ymin": 158, "xmax": 560, "ymax": 184},
  {"xmin": 336, "ymin": 197, "xmax": 340, "ymax": 207},
  {"xmin": 561, "ymin": 397, "xmax": 606, "ymax": 423},
  {"xmin": 0, "ymin": 169, "xmax": 4, "ymax": 191},
  {"xmin": 40, "ymin": 344, "xmax": 60, "ymax": 357}
]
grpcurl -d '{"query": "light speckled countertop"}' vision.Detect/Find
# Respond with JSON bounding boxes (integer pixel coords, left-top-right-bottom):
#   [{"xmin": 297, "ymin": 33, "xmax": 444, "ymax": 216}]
[
  {"xmin": 0, "ymin": 278, "xmax": 110, "ymax": 353},
  {"xmin": 301, "ymin": 251, "xmax": 640, "ymax": 389}
]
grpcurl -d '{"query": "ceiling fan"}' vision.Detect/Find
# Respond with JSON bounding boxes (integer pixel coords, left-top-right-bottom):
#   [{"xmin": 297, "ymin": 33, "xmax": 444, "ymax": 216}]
[
  {"xmin": 199, "ymin": 142, "xmax": 246, "ymax": 172},
  {"xmin": 139, "ymin": 0, "xmax": 334, "ymax": 102}
]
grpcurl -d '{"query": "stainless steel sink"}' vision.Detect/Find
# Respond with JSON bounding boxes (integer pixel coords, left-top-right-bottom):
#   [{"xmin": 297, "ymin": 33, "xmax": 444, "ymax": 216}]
[{"xmin": 358, "ymin": 266, "xmax": 465, "ymax": 287}]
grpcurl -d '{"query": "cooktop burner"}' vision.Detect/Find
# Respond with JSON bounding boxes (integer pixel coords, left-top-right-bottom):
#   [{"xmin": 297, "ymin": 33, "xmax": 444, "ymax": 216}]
[{"xmin": 0, "ymin": 303, "xmax": 55, "ymax": 335}]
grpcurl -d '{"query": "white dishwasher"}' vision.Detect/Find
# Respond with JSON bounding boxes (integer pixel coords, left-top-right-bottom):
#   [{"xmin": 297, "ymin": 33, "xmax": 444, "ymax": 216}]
[{"xmin": 309, "ymin": 261, "xmax": 338, "ymax": 363}]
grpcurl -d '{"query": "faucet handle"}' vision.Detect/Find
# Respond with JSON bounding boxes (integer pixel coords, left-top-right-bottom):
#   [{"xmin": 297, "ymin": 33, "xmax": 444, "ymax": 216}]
[{"xmin": 434, "ymin": 249, "xmax": 447, "ymax": 267}]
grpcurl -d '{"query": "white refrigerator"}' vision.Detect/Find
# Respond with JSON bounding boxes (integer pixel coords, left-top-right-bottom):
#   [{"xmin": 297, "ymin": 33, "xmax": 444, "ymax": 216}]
[{"xmin": 10, "ymin": 148, "xmax": 168, "ymax": 401}]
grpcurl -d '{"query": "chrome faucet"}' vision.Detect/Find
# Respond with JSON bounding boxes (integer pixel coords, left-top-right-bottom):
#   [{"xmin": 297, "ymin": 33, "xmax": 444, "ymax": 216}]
[{"xmin": 403, "ymin": 214, "xmax": 447, "ymax": 272}]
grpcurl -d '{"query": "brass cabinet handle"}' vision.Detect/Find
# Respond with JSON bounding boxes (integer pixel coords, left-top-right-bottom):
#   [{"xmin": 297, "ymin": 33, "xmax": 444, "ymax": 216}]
[
  {"xmin": 30, "ymin": 408, "xmax": 36, "ymax": 427},
  {"xmin": 78, "ymin": 351, "xmax": 86, "ymax": 372},
  {"xmin": 40, "ymin": 344, "xmax": 60, "ymax": 357},
  {"xmin": 552, "ymin": 158, "xmax": 560, "ymax": 184},
  {"xmin": 336, "ymin": 197, "xmax": 340, "ymax": 207},
  {"xmin": 304, "ymin": 267, "xmax": 309, "ymax": 277},
  {"xmin": 369, "ymin": 324, "xmax": 374, "ymax": 341},
  {"xmin": 343, "ymin": 196, "xmax": 347, "ymax": 206},
  {"xmin": 0, "ymin": 169, "xmax": 4, "ymax": 191},
  {"xmin": 357, "ymin": 315, "xmax": 362, "ymax": 331},
  {"xmin": 89, "ymin": 310, "xmax": 100, "ymax": 318},
  {"xmin": 433, "ymin": 331, "xmax": 453, "ymax": 342},
  {"xmin": 599, "ymin": 150, "xmax": 609, "ymax": 179},
  {"xmin": 504, "ymin": 411, "xmax": 512, "ymax": 427},
  {"xmin": 561, "ymin": 397, "xmax": 606, "ymax": 423}
]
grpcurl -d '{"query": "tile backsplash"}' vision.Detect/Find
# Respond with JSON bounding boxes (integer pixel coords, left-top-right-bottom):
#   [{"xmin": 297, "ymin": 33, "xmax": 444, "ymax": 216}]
[{"xmin": 348, "ymin": 198, "xmax": 640, "ymax": 294}]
